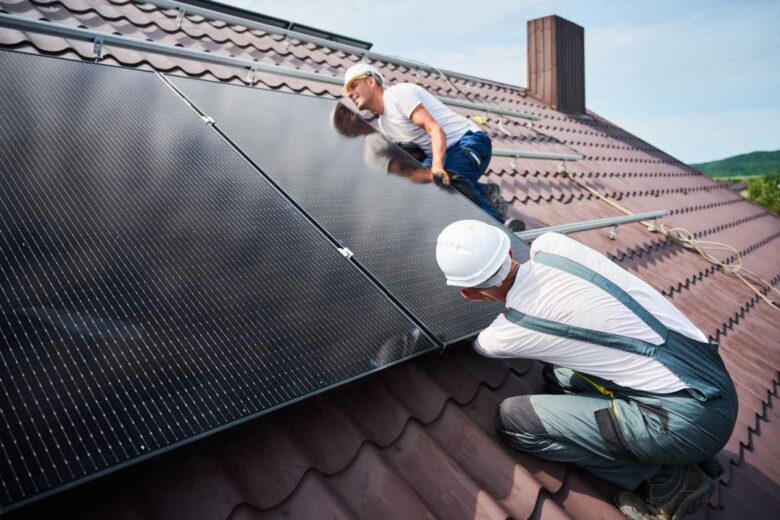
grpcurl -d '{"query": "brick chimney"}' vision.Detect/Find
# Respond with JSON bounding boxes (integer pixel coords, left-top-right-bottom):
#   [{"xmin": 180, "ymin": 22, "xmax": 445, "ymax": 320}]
[{"xmin": 527, "ymin": 15, "xmax": 585, "ymax": 113}]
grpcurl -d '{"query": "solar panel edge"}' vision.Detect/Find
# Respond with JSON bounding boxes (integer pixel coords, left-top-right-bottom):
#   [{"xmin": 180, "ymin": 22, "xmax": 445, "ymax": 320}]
[{"xmin": 0, "ymin": 340, "xmax": 438, "ymax": 515}]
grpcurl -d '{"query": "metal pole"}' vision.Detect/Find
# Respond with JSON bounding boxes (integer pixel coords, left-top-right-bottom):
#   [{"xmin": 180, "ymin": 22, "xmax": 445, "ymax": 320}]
[
  {"xmin": 492, "ymin": 148, "xmax": 584, "ymax": 162},
  {"xmin": 513, "ymin": 210, "xmax": 669, "ymax": 243},
  {"xmin": 144, "ymin": 0, "xmax": 528, "ymax": 92},
  {"xmin": 0, "ymin": 12, "xmax": 539, "ymax": 121}
]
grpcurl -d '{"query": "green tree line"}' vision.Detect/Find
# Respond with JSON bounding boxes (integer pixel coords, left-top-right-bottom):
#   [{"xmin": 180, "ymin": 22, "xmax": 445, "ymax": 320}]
[{"xmin": 747, "ymin": 174, "xmax": 780, "ymax": 214}]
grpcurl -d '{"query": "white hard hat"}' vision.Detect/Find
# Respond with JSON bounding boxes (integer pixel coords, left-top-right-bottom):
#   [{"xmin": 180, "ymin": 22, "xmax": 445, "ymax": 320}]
[
  {"xmin": 343, "ymin": 63, "xmax": 384, "ymax": 95},
  {"xmin": 436, "ymin": 220, "xmax": 511, "ymax": 288}
]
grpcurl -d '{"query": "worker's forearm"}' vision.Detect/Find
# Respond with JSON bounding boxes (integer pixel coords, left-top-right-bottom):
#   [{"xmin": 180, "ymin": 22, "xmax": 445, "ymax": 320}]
[{"xmin": 429, "ymin": 126, "xmax": 447, "ymax": 171}]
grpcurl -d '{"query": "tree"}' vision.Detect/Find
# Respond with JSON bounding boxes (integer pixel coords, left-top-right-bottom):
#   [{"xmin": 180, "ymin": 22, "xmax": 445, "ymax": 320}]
[{"xmin": 747, "ymin": 174, "xmax": 780, "ymax": 214}]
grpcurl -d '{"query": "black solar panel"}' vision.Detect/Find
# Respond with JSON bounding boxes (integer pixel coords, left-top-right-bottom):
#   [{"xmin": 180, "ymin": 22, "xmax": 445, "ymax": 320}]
[
  {"xmin": 0, "ymin": 51, "xmax": 434, "ymax": 511},
  {"xmin": 170, "ymin": 76, "xmax": 529, "ymax": 344}
]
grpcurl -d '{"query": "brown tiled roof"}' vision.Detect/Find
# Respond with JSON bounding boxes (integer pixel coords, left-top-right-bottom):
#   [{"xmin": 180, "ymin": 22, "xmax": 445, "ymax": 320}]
[{"xmin": 2, "ymin": 1, "xmax": 779, "ymax": 518}]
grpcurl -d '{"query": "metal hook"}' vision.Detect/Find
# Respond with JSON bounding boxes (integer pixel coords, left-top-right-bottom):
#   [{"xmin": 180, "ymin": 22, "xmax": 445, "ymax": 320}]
[
  {"xmin": 609, "ymin": 225, "xmax": 618, "ymax": 240},
  {"xmin": 92, "ymin": 38, "xmax": 104, "ymax": 61},
  {"xmin": 246, "ymin": 65, "xmax": 259, "ymax": 85},
  {"xmin": 176, "ymin": 7, "xmax": 185, "ymax": 29}
]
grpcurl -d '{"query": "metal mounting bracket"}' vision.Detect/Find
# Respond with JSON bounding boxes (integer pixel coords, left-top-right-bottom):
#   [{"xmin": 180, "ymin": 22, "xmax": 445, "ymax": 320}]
[
  {"xmin": 246, "ymin": 65, "xmax": 259, "ymax": 85},
  {"xmin": 513, "ymin": 210, "xmax": 669, "ymax": 243},
  {"xmin": 92, "ymin": 37, "xmax": 104, "ymax": 60},
  {"xmin": 337, "ymin": 247, "xmax": 354, "ymax": 259}
]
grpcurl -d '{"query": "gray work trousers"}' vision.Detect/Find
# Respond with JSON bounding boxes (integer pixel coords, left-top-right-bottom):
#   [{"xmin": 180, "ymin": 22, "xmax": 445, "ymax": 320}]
[{"xmin": 496, "ymin": 364, "xmax": 738, "ymax": 490}]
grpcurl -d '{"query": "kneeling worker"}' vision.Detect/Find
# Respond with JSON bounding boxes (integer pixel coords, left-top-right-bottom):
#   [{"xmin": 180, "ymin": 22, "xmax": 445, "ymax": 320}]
[
  {"xmin": 343, "ymin": 63, "xmax": 514, "ymax": 225},
  {"xmin": 435, "ymin": 220, "xmax": 738, "ymax": 519}
]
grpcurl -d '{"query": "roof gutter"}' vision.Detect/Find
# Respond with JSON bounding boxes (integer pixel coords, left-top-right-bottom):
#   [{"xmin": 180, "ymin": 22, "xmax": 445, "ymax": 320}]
[{"xmin": 0, "ymin": 13, "xmax": 538, "ymax": 121}]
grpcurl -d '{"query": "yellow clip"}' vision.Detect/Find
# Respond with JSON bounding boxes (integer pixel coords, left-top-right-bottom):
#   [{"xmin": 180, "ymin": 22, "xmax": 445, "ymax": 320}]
[
  {"xmin": 575, "ymin": 371, "xmax": 615, "ymax": 398},
  {"xmin": 575, "ymin": 371, "xmax": 620, "ymax": 417},
  {"xmin": 471, "ymin": 115, "xmax": 488, "ymax": 126}
]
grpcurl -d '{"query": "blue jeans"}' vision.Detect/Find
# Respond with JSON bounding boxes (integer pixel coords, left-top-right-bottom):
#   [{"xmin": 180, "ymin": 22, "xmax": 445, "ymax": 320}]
[{"xmin": 422, "ymin": 131, "xmax": 500, "ymax": 220}]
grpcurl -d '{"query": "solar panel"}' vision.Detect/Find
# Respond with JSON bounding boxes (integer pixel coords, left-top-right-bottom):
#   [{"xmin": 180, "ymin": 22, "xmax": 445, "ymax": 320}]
[
  {"xmin": 170, "ymin": 76, "xmax": 530, "ymax": 344},
  {"xmin": 0, "ymin": 51, "xmax": 435, "ymax": 511}
]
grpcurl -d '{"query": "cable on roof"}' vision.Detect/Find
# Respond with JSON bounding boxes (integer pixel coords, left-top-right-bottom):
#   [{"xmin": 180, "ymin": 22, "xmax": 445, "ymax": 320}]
[{"xmin": 557, "ymin": 163, "xmax": 780, "ymax": 314}]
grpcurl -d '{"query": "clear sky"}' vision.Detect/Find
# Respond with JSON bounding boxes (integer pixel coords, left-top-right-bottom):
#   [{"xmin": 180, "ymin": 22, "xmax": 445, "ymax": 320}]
[{"xmin": 227, "ymin": 0, "xmax": 779, "ymax": 164}]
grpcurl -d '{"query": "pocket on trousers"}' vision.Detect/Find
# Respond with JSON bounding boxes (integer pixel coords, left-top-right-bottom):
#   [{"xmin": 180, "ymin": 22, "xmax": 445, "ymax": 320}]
[
  {"xmin": 595, "ymin": 406, "xmax": 632, "ymax": 457},
  {"xmin": 462, "ymin": 147, "xmax": 484, "ymax": 172},
  {"xmin": 637, "ymin": 401, "xmax": 670, "ymax": 435}
]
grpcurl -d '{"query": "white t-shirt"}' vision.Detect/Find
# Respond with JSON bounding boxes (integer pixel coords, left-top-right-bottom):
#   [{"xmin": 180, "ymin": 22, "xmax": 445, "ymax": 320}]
[
  {"xmin": 378, "ymin": 83, "xmax": 479, "ymax": 157},
  {"xmin": 475, "ymin": 232, "xmax": 709, "ymax": 394}
]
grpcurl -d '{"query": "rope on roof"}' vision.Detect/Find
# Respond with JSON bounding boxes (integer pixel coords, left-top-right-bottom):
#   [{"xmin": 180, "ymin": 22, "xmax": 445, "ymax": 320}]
[{"xmin": 558, "ymin": 163, "xmax": 780, "ymax": 316}]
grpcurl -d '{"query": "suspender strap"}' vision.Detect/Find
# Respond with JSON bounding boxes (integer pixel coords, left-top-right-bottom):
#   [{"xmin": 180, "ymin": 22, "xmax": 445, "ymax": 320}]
[
  {"xmin": 534, "ymin": 252, "xmax": 669, "ymax": 341},
  {"xmin": 504, "ymin": 308, "xmax": 658, "ymax": 358}
]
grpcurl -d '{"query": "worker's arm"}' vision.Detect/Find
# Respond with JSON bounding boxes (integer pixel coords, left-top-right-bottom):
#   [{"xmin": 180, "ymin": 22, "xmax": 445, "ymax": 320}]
[{"xmin": 409, "ymin": 104, "xmax": 449, "ymax": 184}]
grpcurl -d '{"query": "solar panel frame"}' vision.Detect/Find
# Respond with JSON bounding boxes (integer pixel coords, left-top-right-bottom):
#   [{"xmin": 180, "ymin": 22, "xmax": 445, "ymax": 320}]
[{"xmin": 0, "ymin": 50, "xmax": 437, "ymax": 511}]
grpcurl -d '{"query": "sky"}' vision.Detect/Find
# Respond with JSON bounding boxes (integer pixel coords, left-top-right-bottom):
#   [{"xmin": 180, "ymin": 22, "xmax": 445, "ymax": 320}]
[{"xmin": 226, "ymin": 0, "xmax": 779, "ymax": 164}]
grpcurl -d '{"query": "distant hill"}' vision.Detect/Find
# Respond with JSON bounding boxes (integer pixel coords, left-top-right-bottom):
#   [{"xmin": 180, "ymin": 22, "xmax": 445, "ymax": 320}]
[{"xmin": 691, "ymin": 150, "xmax": 780, "ymax": 178}]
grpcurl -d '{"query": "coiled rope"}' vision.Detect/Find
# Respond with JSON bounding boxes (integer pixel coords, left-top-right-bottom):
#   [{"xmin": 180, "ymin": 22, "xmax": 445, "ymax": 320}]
[{"xmin": 558, "ymin": 164, "xmax": 780, "ymax": 312}]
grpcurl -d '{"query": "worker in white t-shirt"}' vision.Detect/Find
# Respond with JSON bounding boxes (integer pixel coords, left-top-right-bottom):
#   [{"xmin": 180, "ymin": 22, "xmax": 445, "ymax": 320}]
[
  {"xmin": 435, "ymin": 220, "xmax": 738, "ymax": 520},
  {"xmin": 342, "ymin": 63, "xmax": 520, "ymax": 229}
]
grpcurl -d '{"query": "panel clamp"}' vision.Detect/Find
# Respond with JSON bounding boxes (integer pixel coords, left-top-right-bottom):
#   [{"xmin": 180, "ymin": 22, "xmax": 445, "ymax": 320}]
[
  {"xmin": 337, "ymin": 247, "xmax": 354, "ymax": 259},
  {"xmin": 176, "ymin": 7, "xmax": 186, "ymax": 29},
  {"xmin": 200, "ymin": 115, "xmax": 215, "ymax": 125},
  {"xmin": 92, "ymin": 37, "xmax": 104, "ymax": 61},
  {"xmin": 246, "ymin": 64, "xmax": 259, "ymax": 86}
]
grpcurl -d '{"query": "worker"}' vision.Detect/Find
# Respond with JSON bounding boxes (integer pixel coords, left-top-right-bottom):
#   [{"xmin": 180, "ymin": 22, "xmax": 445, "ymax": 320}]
[
  {"xmin": 435, "ymin": 220, "xmax": 738, "ymax": 520},
  {"xmin": 342, "ymin": 63, "xmax": 523, "ymax": 230}
]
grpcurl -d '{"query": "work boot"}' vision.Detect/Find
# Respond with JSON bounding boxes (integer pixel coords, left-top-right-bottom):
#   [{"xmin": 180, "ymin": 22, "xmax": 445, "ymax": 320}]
[
  {"xmin": 482, "ymin": 182, "xmax": 509, "ymax": 217},
  {"xmin": 615, "ymin": 490, "xmax": 654, "ymax": 520},
  {"xmin": 697, "ymin": 456, "xmax": 724, "ymax": 480},
  {"xmin": 504, "ymin": 217, "xmax": 526, "ymax": 233},
  {"xmin": 615, "ymin": 465, "xmax": 714, "ymax": 520}
]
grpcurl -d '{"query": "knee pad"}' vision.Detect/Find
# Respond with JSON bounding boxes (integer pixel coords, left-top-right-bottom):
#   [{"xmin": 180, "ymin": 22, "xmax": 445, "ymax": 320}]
[{"xmin": 497, "ymin": 395, "xmax": 546, "ymax": 436}]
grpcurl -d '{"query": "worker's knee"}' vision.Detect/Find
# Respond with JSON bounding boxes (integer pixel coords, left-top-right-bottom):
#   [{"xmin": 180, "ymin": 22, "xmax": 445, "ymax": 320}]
[{"xmin": 496, "ymin": 395, "xmax": 547, "ymax": 438}]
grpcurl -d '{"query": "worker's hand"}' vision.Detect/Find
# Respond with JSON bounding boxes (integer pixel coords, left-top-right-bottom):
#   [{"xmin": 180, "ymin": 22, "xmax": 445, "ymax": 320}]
[{"xmin": 431, "ymin": 169, "xmax": 451, "ymax": 186}]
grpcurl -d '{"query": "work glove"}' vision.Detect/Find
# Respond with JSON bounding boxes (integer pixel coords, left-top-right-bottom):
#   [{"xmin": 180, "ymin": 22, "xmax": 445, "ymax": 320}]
[{"xmin": 432, "ymin": 169, "xmax": 451, "ymax": 186}]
